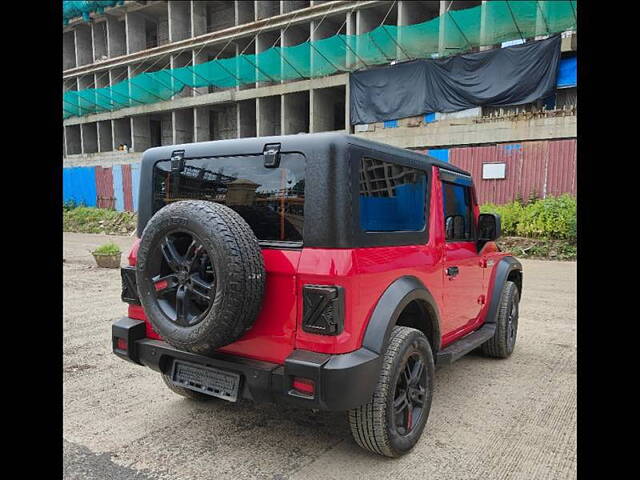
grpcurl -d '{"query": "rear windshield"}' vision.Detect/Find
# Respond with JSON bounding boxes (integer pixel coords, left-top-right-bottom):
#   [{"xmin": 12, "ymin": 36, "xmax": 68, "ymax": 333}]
[{"xmin": 153, "ymin": 153, "xmax": 305, "ymax": 244}]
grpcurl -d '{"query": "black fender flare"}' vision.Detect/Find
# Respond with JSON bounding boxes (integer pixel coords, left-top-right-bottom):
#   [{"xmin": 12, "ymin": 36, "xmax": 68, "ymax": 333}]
[
  {"xmin": 485, "ymin": 256, "xmax": 523, "ymax": 324},
  {"xmin": 361, "ymin": 276, "xmax": 442, "ymax": 355}
]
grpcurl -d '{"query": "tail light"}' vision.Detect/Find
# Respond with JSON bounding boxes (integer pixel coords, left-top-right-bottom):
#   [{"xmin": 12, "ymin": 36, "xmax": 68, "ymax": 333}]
[
  {"xmin": 292, "ymin": 377, "xmax": 315, "ymax": 396},
  {"xmin": 302, "ymin": 285, "xmax": 344, "ymax": 335},
  {"xmin": 115, "ymin": 338, "xmax": 128, "ymax": 352}
]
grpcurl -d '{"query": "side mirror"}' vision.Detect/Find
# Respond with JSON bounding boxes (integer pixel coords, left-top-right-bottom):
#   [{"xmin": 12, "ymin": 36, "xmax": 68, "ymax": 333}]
[{"xmin": 478, "ymin": 213, "xmax": 501, "ymax": 241}]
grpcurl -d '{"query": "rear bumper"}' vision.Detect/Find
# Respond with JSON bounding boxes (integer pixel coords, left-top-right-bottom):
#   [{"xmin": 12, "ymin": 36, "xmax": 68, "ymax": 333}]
[{"xmin": 112, "ymin": 317, "xmax": 381, "ymax": 411}]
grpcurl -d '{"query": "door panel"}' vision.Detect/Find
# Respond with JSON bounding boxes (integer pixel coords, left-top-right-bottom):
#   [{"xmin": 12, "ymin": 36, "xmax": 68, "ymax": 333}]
[
  {"xmin": 442, "ymin": 242, "xmax": 484, "ymax": 334},
  {"xmin": 440, "ymin": 180, "xmax": 484, "ymax": 336}
]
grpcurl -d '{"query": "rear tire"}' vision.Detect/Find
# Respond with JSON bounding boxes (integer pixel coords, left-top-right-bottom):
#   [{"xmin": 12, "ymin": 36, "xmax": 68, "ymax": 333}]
[
  {"xmin": 348, "ymin": 326, "xmax": 434, "ymax": 458},
  {"xmin": 161, "ymin": 374, "xmax": 216, "ymax": 401},
  {"xmin": 481, "ymin": 280, "xmax": 520, "ymax": 358}
]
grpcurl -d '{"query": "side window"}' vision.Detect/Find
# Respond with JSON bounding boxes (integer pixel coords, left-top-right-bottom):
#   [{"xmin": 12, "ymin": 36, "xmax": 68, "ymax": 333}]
[
  {"xmin": 359, "ymin": 157, "xmax": 426, "ymax": 232},
  {"xmin": 442, "ymin": 181, "xmax": 474, "ymax": 241}
]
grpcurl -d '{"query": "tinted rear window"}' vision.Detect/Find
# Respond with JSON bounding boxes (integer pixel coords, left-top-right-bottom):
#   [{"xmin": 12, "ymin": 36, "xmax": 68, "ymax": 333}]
[{"xmin": 153, "ymin": 154, "xmax": 305, "ymax": 244}]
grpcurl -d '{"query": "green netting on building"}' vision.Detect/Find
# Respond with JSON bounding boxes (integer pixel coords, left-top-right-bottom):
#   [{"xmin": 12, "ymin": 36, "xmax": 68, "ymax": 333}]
[
  {"xmin": 63, "ymin": 1, "xmax": 125, "ymax": 25},
  {"xmin": 63, "ymin": 1, "xmax": 576, "ymax": 119}
]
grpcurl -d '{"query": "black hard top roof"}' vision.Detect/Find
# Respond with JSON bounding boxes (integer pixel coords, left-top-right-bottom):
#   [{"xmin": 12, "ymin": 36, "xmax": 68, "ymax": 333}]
[{"xmin": 141, "ymin": 132, "xmax": 471, "ymax": 177}]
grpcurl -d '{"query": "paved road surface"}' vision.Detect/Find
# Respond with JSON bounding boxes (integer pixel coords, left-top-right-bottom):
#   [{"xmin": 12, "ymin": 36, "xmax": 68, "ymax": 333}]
[{"xmin": 63, "ymin": 232, "xmax": 576, "ymax": 479}]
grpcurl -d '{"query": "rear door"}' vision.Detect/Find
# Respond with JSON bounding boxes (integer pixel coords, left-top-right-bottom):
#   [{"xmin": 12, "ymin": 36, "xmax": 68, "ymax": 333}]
[
  {"xmin": 152, "ymin": 152, "xmax": 307, "ymax": 364},
  {"xmin": 441, "ymin": 178, "xmax": 484, "ymax": 335}
]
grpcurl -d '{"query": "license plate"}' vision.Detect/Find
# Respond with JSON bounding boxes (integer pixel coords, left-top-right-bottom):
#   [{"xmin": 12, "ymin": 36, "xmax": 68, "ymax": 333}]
[{"xmin": 170, "ymin": 360, "xmax": 241, "ymax": 402}]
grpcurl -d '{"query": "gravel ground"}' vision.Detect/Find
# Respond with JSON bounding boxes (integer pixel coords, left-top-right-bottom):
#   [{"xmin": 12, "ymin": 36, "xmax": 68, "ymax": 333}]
[{"xmin": 63, "ymin": 232, "xmax": 576, "ymax": 480}]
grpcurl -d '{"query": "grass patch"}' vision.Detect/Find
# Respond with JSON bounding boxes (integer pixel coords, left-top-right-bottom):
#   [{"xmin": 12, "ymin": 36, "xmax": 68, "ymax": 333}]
[
  {"xmin": 63, "ymin": 207, "xmax": 137, "ymax": 235},
  {"xmin": 92, "ymin": 242, "xmax": 121, "ymax": 255},
  {"xmin": 498, "ymin": 236, "xmax": 576, "ymax": 261}
]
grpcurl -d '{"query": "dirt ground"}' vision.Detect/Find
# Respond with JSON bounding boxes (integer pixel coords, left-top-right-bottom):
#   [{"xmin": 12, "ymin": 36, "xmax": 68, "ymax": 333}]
[{"xmin": 63, "ymin": 232, "xmax": 576, "ymax": 480}]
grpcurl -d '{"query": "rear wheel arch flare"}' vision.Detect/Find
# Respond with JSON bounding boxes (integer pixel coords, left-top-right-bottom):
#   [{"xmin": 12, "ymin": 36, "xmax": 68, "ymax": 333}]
[
  {"xmin": 395, "ymin": 299, "xmax": 439, "ymax": 356},
  {"xmin": 362, "ymin": 276, "xmax": 442, "ymax": 356},
  {"xmin": 507, "ymin": 269, "xmax": 523, "ymax": 296}
]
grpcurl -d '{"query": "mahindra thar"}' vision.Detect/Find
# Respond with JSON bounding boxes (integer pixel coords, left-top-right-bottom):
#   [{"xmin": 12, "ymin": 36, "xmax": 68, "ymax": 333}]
[{"xmin": 113, "ymin": 132, "xmax": 522, "ymax": 457}]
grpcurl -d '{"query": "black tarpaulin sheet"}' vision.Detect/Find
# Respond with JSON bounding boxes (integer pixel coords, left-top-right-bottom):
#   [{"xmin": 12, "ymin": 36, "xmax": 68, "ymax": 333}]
[{"xmin": 349, "ymin": 35, "xmax": 561, "ymax": 125}]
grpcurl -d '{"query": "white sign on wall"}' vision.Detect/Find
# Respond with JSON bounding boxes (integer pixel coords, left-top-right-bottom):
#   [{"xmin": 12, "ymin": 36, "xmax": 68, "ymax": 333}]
[{"xmin": 482, "ymin": 163, "xmax": 506, "ymax": 179}]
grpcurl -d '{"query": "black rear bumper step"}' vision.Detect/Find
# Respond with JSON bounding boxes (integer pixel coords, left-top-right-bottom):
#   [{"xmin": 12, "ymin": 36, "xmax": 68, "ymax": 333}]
[
  {"xmin": 436, "ymin": 323, "xmax": 496, "ymax": 365},
  {"xmin": 112, "ymin": 317, "xmax": 381, "ymax": 411}
]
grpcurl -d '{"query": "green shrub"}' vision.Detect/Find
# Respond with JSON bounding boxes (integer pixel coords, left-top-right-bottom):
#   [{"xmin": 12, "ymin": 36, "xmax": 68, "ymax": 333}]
[
  {"xmin": 93, "ymin": 242, "xmax": 121, "ymax": 255},
  {"xmin": 516, "ymin": 195, "xmax": 576, "ymax": 240},
  {"xmin": 480, "ymin": 201, "xmax": 524, "ymax": 236},
  {"xmin": 481, "ymin": 194, "xmax": 576, "ymax": 241}
]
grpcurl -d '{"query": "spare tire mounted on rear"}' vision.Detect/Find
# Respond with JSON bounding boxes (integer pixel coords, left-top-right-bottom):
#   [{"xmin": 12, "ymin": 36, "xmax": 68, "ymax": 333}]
[{"xmin": 135, "ymin": 200, "xmax": 266, "ymax": 355}]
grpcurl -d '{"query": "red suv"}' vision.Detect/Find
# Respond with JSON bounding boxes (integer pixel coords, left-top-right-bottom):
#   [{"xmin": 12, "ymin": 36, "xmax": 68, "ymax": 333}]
[{"xmin": 113, "ymin": 133, "xmax": 522, "ymax": 457}]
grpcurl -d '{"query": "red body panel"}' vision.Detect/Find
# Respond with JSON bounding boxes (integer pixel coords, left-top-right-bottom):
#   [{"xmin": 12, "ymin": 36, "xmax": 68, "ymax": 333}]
[{"xmin": 126, "ymin": 166, "xmax": 511, "ymax": 364}]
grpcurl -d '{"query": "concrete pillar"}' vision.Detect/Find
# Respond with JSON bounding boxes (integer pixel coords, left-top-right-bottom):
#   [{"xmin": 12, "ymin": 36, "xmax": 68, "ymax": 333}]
[
  {"xmin": 192, "ymin": 49, "xmax": 208, "ymax": 96},
  {"xmin": 345, "ymin": 11, "xmax": 356, "ymax": 69},
  {"xmin": 256, "ymin": 31, "xmax": 279, "ymax": 87},
  {"xmin": 282, "ymin": 92, "xmax": 309, "ymax": 134},
  {"xmin": 75, "ymin": 24, "xmax": 93, "ymax": 66},
  {"xmin": 106, "ymin": 16, "xmax": 126, "ymax": 57},
  {"xmin": 238, "ymin": 99, "xmax": 257, "ymax": 138},
  {"xmin": 65, "ymin": 125, "xmax": 82, "ymax": 155},
  {"xmin": 257, "ymin": 96, "xmax": 281, "ymax": 137},
  {"xmin": 310, "ymin": 89, "xmax": 331, "ymax": 132},
  {"xmin": 191, "ymin": 0, "xmax": 207, "ymax": 36},
  {"xmin": 94, "ymin": 73, "xmax": 110, "ymax": 113},
  {"xmin": 171, "ymin": 53, "xmax": 193, "ymax": 99},
  {"xmin": 355, "ymin": 8, "xmax": 380, "ymax": 67},
  {"xmin": 438, "ymin": 1, "xmax": 450, "ymax": 57},
  {"xmin": 535, "ymin": 1, "xmax": 550, "ymax": 40},
  {"xmin": 92, "ymin": 21, "xmax": 108, "ymax": 62},
  {"xmin": 211, "ymin": 104, "xmax": 238, "ymax": 140},
  {"xmin": 78, "ymin": 75, "xmax": 95, "ymax": 114},
  {"xmin": 256, "ymin": 1, "xmax": 280, "ymax": 20},
  {"xmin": 479, "ymin": 1, "xmax": 491, "ymax": 51},
  {"xmin": 131, "ymin": 115, "xmax": 151, "ymax": 152},
  {"xmin": 158, "ymin": 15, "xmax": 170, "ymax": 46},
  {"xmin": 344, "ymin": 80, "xmax": 351, "ymax": 132},
  {"xmin": 81, "ymin": 123, "xmax": 98, "ymax": 154},
  {"xmin": 282, "ymin": 1, "xmax": 309, "ymax": 14},
  {"xmin": 173, "ymin": 109, "xmax": 194, "ymax": 144},
  {"xmin": 63, "ymin": 31, "xmax": 76, "ymax": 70},
  {"xmin": 194, "ymin": 107, "xmax": 210, "ymax": 142},
  {"xmin": 311, "ymin": 86, "xmax": 345, "ymax": 132},
  {"xmin": 161, "ymin": 113, "xmax": 173, "ymax": 145},
  {"xmin": 97, "ymin": 120, "xmax": 112, "ymax": 152},
  {"xmin": 282, "ymin": 24, "xmax": 308, "ymax": 81},
  {"xmin": 125, "ymin": 11, "xmax": 145, "ymax": 54},
  {"xmin": 236, "ymin": 1, "xmax": 255, "ymax": 25},
  {"xmin": 310, "ymin": 14, "xmax": 333, "ymax": 77},
  {"xmin": 169, "ymin": 0, "xmax": 191, "ymax": 42}
]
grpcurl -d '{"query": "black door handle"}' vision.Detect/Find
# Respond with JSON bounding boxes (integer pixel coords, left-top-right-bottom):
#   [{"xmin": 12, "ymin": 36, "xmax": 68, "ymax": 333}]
[{"xmin": 446, "ymin": 266, "xmax": 459, "ymax": 277}]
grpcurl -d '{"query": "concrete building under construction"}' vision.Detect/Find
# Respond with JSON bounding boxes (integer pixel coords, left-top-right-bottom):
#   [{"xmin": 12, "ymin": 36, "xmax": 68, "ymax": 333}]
[{"xmin": 62, "ymin": 1, "xmax": 577, "ymax": 206}]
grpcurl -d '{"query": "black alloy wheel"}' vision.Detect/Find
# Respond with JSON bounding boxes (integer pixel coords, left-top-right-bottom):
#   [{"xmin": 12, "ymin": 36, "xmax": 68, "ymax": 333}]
[
  {"xmin": 481, "ymin": 280, "xmax": 520, "ymax": 358},
  {"xmin": 392, "ymin": 352, "xmax": 428, "ymax": 436},
  {"xmin": 150, "ymin": 231, "xmax": 215, "ymax": 327},
  {"xmin": 348, "ymin": 326, "xmax": 434, "ymax": 457}
]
